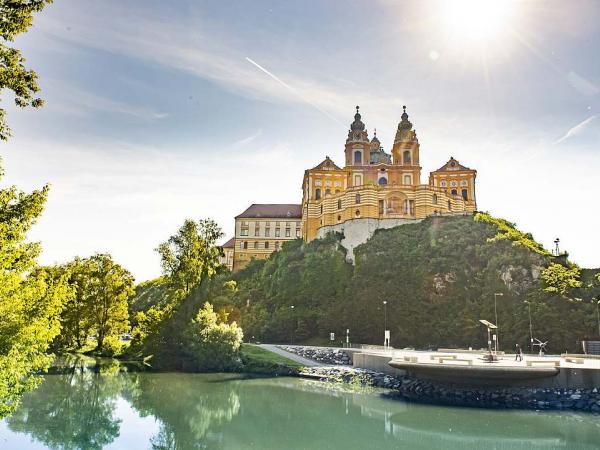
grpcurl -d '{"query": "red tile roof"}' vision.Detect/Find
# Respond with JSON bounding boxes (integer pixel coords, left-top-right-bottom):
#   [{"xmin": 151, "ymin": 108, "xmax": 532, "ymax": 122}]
[{"xmin": 235, "ymin": 204, "xmax": 302, "ymax": 219}]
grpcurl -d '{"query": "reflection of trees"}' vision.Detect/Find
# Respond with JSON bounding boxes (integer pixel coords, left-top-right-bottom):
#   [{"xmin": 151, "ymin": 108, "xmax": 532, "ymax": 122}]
[
  {"xmin": 127, "ymin": 373, "xmax": 241, "ymax": 449},
  {"xmin": 7, "ymin": 355, "xmax": 128, "ymax": 450}
]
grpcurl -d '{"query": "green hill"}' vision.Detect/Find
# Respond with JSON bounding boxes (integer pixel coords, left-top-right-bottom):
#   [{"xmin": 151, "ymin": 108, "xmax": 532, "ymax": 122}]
[{"xmin": 138, "ymin": 214, "xmax": 600, "ymax": 357}]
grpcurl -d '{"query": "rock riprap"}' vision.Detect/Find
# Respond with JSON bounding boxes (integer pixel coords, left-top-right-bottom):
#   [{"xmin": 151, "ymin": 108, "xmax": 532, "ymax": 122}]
[
  {"xmin": 298, "ymin": 366, "xmax": 600, "ymax": 413},
  {"xmin": 279, "ymin": 346, "xmax": 352, "ymax": 365}
]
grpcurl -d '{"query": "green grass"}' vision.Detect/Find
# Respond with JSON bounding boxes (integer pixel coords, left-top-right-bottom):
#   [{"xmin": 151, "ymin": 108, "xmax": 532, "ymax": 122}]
[{"xmin": 241, "ymin": 344, "xmax": 303, "ymax": 370}]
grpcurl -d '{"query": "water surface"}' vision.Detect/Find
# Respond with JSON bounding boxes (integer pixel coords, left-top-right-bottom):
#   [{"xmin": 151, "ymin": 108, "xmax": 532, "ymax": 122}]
[{"xmin": 1, "ymin": 358, "xmax": 599, "ymax": 449}]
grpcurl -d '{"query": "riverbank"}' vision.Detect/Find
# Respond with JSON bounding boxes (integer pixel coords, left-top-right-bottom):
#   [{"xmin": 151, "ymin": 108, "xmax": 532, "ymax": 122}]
[{"xmin": 298, "ymin": 366, "xmax": 600, "ymax": 413}]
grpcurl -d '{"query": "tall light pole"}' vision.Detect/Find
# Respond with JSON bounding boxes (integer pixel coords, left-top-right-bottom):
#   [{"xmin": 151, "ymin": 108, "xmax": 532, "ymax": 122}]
[
  {"xmin": 290, "ymin": 305, "xmax": 295, "ymax": 345},
  {"xmin": 525, "ymin": 300, "xmax": 533, "ymax": 352},
  {"xmin": 554, "ymin": 238, "xmax": 560, "ymax": 256},
  {"xmin": 596, "ymin": 299, "xmax": 600, "ymax": 338},
  {"xmin": 494, "ymin": 293, "xmax": 503, "ymax": 351},
  {"xmin": 383, "ymin": 300, "xmax": 388, "ymax": 348}
]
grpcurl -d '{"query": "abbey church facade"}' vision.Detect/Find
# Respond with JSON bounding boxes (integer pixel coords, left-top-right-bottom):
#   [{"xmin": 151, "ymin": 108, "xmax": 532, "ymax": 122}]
[{"xmin": 225, "ymin": 106, "xmax": 477, "ymax": 271}]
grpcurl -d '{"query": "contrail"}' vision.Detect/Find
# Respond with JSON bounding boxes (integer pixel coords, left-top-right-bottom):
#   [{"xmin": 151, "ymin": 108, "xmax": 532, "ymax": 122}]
[
  {"xmin": 245, "ymin": 57, "xmax": 345, "ymax": 128},
  {"xmin": 555, "ymin": 115, "xmax": 597, "ymax": 144}
]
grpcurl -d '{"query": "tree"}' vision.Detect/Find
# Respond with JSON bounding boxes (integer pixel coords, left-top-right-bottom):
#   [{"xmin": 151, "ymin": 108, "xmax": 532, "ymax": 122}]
[
  {"xmin": 156, "ymin": 219, "xmax": 223, "ymax": 297},
  {"xmin": 87, "ymin": 253, "xmax": 134, "ymax": 352},
  {"xmin": 52, "ymin": 254, "xmax": 134, "ymax": 354},
  {"xmin": 0, "ymin": 161, "xmax": 67, "ymax": 418},
  {"xmin": 0, "ymin": 0, "xmax": 53, "ymax": 140},
  {"xmin": 182, "ymin": 302, "xmax": 243, "ymax": 371},
  {"xmin": 541, "ymin": 263, "xmax": 583, "ymax": 297},
  {"xmin": 51, "ymin": 257, "xmax": 97, "ymax": 350}
]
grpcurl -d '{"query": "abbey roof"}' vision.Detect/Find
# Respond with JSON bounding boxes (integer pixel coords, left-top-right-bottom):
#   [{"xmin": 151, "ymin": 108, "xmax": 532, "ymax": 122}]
[
  {"xmin": 434, "ymin": 157, "xmax": 474, "ymax": 172},
  {"xmin": 221, "ymin": 237, "xmax": 235, "ymax": 248},
  {"xmin": 235, "ymin": 204, "xmax": 302, "ymax": 219},
  {"xmin": 311, "ymin": 156, "xmax": 341, "ymax": 171}
]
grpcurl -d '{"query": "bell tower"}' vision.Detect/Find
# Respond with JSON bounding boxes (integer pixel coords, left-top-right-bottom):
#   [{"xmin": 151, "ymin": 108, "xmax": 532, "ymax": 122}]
[
  {"xmin": 344, "ymin": 106, "xmax": 370, "ymax": 167},
  {"xmin": 391, "ymin": 106, "xmax": 421, "ymax": 185}
]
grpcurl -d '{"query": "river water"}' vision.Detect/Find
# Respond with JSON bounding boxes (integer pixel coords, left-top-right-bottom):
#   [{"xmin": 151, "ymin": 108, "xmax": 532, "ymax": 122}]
[{"xmin": 0, "ymin": 358, "xmax": 599, "ymax": 449}]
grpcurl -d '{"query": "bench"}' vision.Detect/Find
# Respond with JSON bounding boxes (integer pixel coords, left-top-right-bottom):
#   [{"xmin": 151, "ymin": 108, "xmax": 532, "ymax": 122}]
[
  {"xmin": 430, "ymin": 354, "xmax": 457, "ymax": 360},
  {"xmin": 403, "ymin": 356, "xmax": 418, "ymax": 363},
  {"xmin": 526, "ymin": 360, "xmax": 560, "ymax": 367},
  {"xmin": 438, "ymin": 357, "xmax": 472, "ymax": 365},
  {"xmin": 564, "ymin": 357, "xmax": 584, "ymax": 364}
]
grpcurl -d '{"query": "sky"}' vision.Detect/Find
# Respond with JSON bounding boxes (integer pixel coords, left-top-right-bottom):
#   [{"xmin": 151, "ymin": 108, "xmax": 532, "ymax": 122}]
[{"xmin": 2, "ymin": 0, "xmax": 600, "ymax": 281}]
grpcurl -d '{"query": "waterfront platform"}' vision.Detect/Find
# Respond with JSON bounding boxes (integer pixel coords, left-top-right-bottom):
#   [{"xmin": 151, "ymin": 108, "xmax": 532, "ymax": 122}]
[{"xmin": 353, "ymin": 348, "xmax": 600, "ymax": 388}]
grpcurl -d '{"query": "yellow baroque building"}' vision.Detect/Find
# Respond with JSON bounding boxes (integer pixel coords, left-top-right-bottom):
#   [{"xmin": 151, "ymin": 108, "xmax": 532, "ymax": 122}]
[{"xmin": 301, "ymin": 106, "xmax": 477, "ymax": 243}]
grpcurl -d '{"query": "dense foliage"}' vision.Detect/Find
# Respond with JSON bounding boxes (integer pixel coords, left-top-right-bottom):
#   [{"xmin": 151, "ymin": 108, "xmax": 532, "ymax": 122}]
[
  {"xmin": 51, "ymin": 254, "xmax": 135, "ymax": 355},
  {"xmin": 0, "ymin": 163, "xmax": 67, "ymax": 418},
  {"xmin": 0, "ymin": 0, "xmax": 53, "ymax": 140},
  {"xmin": 130, "ymin": 218, "xmax": 243, "ymax": 371},
  {"xmin": 161, "ymin": 215, "xmax": 600, "ymax": 354}
]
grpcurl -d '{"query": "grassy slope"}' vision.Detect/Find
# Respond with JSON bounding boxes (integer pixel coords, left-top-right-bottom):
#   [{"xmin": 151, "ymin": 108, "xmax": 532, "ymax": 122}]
[{"xmin": 241, "ymin": 344, "xmax": 303, "ymax": 368}]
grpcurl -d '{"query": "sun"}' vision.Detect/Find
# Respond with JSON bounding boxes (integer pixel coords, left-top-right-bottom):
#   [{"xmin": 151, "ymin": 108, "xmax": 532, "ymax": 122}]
[{"xmin": 440, "ymin": 0, "xmax": 516, "ymax": 41}]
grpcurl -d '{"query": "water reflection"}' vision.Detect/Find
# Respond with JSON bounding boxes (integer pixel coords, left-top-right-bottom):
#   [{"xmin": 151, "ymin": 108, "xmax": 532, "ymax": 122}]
[
  {"xmin": 7, "ymin": 356, "xmax": 126, "ymax": 449},
  {"xmin": 1, "ymin": 358, "xmax": 599, "ymax": 450}
]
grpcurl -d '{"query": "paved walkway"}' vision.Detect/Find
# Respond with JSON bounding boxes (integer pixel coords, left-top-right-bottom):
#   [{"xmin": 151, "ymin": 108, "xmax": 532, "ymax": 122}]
[{"xmin": 257, "ymin": 344, "xmax": 324, "ymax": 367}]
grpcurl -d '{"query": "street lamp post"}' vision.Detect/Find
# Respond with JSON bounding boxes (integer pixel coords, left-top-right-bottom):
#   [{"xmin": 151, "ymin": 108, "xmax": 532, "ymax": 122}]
[
  {"xmin": 383, "ymin": 300, "xmax": 388, "ymax": 348},
  {"xmin": 596, "ymin": 300, "xmax": 600, "ymax": 338},
  {"xmin": 525, "ymin": 300, "xmax": 533, "ymax": 352},
  {"xmin": 494, "ymin": 293, "xmax": 503, "ymax": 351},
  {"xmin": 290, "ymin": 305, "xmax": 295, "ymax": 345}
]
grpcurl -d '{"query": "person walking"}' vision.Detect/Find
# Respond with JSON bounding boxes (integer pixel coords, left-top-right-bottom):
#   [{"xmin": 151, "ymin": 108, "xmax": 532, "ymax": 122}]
[{"xmin": 515, "ymin": 343, "xmax": 523, "ymax": 362}]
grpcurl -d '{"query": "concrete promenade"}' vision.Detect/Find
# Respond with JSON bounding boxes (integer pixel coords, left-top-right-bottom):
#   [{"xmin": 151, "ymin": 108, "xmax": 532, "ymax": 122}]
[{"xmin": 260, "ymin": 344, "xmax": 600, "ymax": 388}]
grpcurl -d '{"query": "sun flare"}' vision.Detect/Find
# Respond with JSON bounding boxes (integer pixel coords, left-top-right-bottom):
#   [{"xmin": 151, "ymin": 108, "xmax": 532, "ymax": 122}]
[{"xmin": 441, "ymin": 0, "xmax": 516, "ymax": 41}]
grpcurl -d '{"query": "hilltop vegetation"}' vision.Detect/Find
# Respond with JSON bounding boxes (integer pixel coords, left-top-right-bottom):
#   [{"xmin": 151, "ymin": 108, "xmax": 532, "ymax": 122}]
[{"xmin": 136, "ymin": 214, "xmax": 600, "ymax": 361}]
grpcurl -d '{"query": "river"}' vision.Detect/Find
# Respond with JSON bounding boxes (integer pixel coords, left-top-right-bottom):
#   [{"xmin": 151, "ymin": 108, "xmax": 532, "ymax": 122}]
[{"xmin": 0, "ymin": 357, "xmax": 599, "ymax": 449}]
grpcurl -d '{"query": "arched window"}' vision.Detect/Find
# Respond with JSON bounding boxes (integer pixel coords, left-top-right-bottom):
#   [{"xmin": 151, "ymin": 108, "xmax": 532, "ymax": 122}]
[
  {"xmin": 462, "ymin": 189, "xmax": 468, "ymax": 200},
  {"xmin": 354, "ymin": 150, "xmax": 362, "ymax": 164},
  {"xmin": 355, "ymin": 193, "xmax": 361, "ymax": 204},
  {"xmin": 315, "ymin": 188, "xmax": 321, "ymax": 200},
  {"xmin": 403, "ymin": 150, "xmax": 411, "ymax": 164},
  {"xmin": 337, "ymin": 199, "xmax": 342, "ymax": 209},
  {"xmin": 378, "ymin": 177, "xmax": 387, "ymax": 185},
  {"xmin": 448, "ymin": 200, "xmax": 452, "ymax": 211},
  {"xmin": 451, "ymin": 189, "xmax": 457, "ymax": 196},
  {"xmin": 243, "ymin": 241, "xmax": 248, "ymax": 249},
  {"xmin": 325, "ymin": 188, "xmax": 331, "ymax": 196},
  {"xmin": 432, "ymin": 194, "xmax": 438, "ymax": 205},
  {"xmin": 265, "ymin": 242, "xmax": 269, "ymax": 249}
]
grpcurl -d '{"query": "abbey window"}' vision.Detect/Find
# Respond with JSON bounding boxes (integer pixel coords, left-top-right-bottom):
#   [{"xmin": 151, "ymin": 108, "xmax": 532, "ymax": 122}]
[{"xmin": 354, "ymin": 150, "xmax": 362, "ymax": 164}]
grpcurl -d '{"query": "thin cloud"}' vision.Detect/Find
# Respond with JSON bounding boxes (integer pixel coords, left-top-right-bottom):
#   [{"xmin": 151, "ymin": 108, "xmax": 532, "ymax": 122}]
[
  {"xmin": 233, "ymin": 130, "xmax": 262, "ymax": 147},
  {"xmin": 555, "ymin": 115, "xmax": 597, "ymax": 144},
  {"xmin": 43, "ymin": 81, "xmax": 169, "ymax": 120}
]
